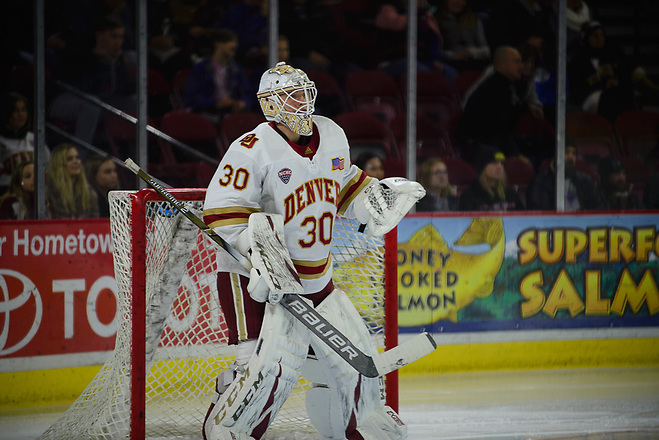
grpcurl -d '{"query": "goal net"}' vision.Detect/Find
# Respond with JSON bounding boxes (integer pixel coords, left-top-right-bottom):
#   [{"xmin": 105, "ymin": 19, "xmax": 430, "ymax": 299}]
[{"xmin": 39, "ymin": 188, "xmax": 398, "ymax": 440}]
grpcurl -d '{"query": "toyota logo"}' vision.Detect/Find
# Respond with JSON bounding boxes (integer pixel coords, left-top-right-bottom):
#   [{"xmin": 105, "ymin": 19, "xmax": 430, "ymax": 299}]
[{"xmin": 0, "ymin": 269, "xmax": 43, "ymax": 356}]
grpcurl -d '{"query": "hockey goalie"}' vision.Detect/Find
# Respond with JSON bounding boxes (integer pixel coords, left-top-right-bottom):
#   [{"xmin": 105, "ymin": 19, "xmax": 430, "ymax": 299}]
[{"xmin": 202, "ymin": 62, "xmax": 425, "ymax": 440}]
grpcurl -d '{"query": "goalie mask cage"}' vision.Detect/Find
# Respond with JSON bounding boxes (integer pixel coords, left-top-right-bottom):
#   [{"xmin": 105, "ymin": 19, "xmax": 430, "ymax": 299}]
[{"xmin": 39, "ymin": 188, "xmax": 399, "ymax": 440}]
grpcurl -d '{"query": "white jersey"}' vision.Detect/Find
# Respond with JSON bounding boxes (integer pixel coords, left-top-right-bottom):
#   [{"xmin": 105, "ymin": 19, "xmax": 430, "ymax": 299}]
[
  {"xmin": 0, "ymin": 131, "xmax": 50, "ymax": 187},
  {"xmin": 203, "ymin": 115, "xmax": 373, "ymax": 293}
]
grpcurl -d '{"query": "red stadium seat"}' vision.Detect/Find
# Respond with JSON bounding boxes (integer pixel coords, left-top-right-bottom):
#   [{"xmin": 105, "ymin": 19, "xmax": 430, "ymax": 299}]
[
  {"xmin": 389, "ymin": 113, "xmax": 455, "ymax": 160},
  {"xmin": 335, "ymin": 111, "xmax": 396, "ymax": 159},
  {"xmin": 306, "ymin": 70, "xmax": 349, "ymax": 117},
  {"xmin": 614, "ymin": 110, "xmax": 659, "ymax": 160},
  {"xmin": 345, "ymin": 70, "xmax": 402, "ymax": 123},
  {"xmin": 159, "ymin": 110, "xmax": 224, "ymax": 161},
  {"xmin": 219, "ymin": 112, "xmax": 266, "ymax": 148}
]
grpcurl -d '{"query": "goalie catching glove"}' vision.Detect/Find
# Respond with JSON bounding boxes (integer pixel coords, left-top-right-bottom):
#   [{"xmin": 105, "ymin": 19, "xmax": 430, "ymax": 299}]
[
  {"xmin": 354, "ymin": 177, "xmax": 426, "ymax": 236},
  {"xmin": 236, "ymin": 213, "xmax": 304, "ymax": 304}
]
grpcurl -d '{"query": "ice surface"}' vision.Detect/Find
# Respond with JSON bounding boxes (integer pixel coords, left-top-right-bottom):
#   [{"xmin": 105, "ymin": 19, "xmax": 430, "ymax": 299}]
[{"xmin": 1, "ymin": 367, "xmax": 657, "ymax": 440}]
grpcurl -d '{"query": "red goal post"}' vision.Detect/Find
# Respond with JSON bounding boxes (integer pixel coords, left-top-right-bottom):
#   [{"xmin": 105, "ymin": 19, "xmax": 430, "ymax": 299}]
[{"xmin": 39, "ymin": 188, "xmax": 399, "ymax": 440}]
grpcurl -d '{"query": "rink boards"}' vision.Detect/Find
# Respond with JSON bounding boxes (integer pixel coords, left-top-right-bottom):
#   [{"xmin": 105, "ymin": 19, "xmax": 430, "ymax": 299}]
[
  {"xmin": 2, "ymin": 212, "xmax": 659, "ymax": 408},
  {"xmin": 3, "ymin": 331, "xmax": 658, "ymax": 409}
]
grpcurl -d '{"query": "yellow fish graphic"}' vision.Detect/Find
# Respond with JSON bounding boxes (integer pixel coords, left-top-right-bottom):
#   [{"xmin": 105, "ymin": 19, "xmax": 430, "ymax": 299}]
[{"xmin": 398, "ymin": 218, "xmax": 505, "ymax": 325}]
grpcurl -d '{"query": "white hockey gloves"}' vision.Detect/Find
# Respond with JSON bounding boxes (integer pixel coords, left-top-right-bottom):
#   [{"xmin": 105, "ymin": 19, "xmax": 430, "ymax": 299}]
[
  {"xmin": 240, "ymin": 213, "xmax": 304, "ymax": 304},
  {"xmin": 235, "ymin": 229, "xmax": 275, "ymax": 303},
  {"xmin": 354, "ymin": 177, "xmax": 426, "ymax": 236},
  {"xmin": 247, "ymin": 267, "xmax": 275, "ymax": 303}
]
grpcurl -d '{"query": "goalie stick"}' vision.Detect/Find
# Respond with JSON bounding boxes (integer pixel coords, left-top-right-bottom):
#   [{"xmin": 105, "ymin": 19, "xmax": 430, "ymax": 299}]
[{"xmin": 124, "ymin": 158, "xmax": 436, "ymax": 377}]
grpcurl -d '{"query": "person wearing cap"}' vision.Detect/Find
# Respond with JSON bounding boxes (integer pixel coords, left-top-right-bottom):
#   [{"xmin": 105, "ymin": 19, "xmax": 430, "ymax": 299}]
[
  {"xmin": 526, "ymin": 136, "xmax": 602, "ymax": 211},
  {"xmin": 567, "ymin": 21, "xmax": 636, "ymax": 121},
  {"xmin": 459, "ymin": 149, "xmax": 524, "ymax": 211},
  {"xmin": 597, "ymin": 156, "xmax": 642, "ymax": 210}
]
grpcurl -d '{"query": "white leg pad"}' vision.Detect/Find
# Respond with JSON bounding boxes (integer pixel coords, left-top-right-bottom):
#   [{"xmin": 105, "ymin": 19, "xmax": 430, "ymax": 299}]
[
  {"xmin": 205, "ymin": 426, "xmax": 256, "ymax": 440},
  {"xmin": 204, "ymin": 301, "xmax": 311, "ymax": 439},
  {"xmin": 303, "ymin": 357, "xmax": 358, "ymax": 440},
  {"xmin": 208, "ymin": 368, "xmax": 237, "ymax": 407},
  {"xmin": 205, "ymin": 339, "xmax": 257, "ymax": 431},
  {"xmin": 303, "ymin": 289, "xmax": 389, "ymax": 439}
]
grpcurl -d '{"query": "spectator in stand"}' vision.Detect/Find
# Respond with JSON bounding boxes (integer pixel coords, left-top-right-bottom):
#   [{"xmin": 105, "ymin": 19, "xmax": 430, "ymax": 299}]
[
  {"xmin": 0, "ymin": 92, "xmax": 50, "ymax": 192},
  {"xmin": 566, "ymin": 0, "xmax": 591, "ymax": 34},
  {"xmin": 459, "ymin": 149, "xmax": 524, "ymax": 211},
  {"xmin": 597, "ymin": 157, "xmax": 642, "ymax": 210},
  {"xmin": 147, "ymin": 2, "xmax": 195, "ymax": 83},
  {"xmin": 567, "ymin": 21, "xmax": 637, "ymax": 122},
  {"xmin": 373, "ymin": 0, "xmax": 458, "ymax": 82},
  {"xmin": 526, "ymin": 136, "xmax": 602, "ymax": 211},
  {"xmin": 49, "ymin": 15, "xmax": 136, "ymax": 146},
  {"xmin": 568, "ymin": 20, "xmax": 659, "ymax": 119},
  {"xmin": 566, "ymin": 0, "xmax": 591, "ymax": 56},
  {"xmin": 463, "ymin": 42, "xmax": 544, "ymax": 119},
  {"xmin": 218, "ymin": 0, "xmax": 268, "ymax": 68},
  {"xmin": 182, "ymin": 28, "xmax": 252, "ymax": 124},
  {"xmin": 354, "ymin": 152, "xmax": 385, "ymax": 180},
  {"xmin": 436, "ymin": 0, "xmax": 491, "ymax": 72},
  {"xmin": 47, "ymin": 0, "xmax": 136, "ymax": 57},
  {"xmin": 166, "ymin": 0, "xmax": 223, "ymax": 61},
  {"xmin": 93, "ymin": 0, "xmax": 137, "ymax": 61},
  {"xmin": 458, "ymin": 46, "xmax": 530, "ymax": 163},
  {"xmin": 46, "ymin": 143, "xmax": 99, "ymax": 219},
  {"xmin": 484, "ymin": 0, "xmax": 553, "ymax": 55},
  {"xmin": 517, "ymin": 42, "xmax": 545, "ymax": 120},
  {"xmin": 85, "ymin": 154, "xmax": 120, "ymax": 217},
  {"xmin": 278, "ymin": 0, "xmax": 345, "ymax": 75},
  {"xmin": 0, "ymin": 161, "xmax": 36, "ymax": 220},
  {"xmin": 277, "ymin": 34, "xmax": 292, "ymax": 66},
  {"xmin": 417, "ymin": 157, "xmax": 459, "ymax": 211},
  {"xmin": 245, "ymin": 35, "xmax": 299, "ymax": 113},
  {"xmin": 222, "ymin": 0, "xmax": 344, "ymax": 83},
  {"xmin": 514, "ymin": 41, "xmax": 554, "ymax": 166}
]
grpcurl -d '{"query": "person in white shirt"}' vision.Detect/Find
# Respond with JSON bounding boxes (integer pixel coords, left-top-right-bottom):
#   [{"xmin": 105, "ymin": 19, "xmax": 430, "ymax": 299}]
[{"xmin": 0, "ymin": 92, "xmax": 50, "ymax": 191}]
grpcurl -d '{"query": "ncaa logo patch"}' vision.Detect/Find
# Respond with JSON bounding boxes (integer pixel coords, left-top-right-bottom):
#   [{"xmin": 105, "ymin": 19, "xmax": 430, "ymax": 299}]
[{"xmin": 278, "ymin": 168, "xmax": 292, "ymax": 184}]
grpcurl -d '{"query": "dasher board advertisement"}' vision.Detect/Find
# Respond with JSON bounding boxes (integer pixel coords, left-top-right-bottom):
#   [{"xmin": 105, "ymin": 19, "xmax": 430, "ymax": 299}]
[
  {"xmin": 0, "ymin": 219, "xmax": 116, "ymax": 366},
  {"xmin": 397, "ymin": 212, "xmax": 659, "ymax": 333}
]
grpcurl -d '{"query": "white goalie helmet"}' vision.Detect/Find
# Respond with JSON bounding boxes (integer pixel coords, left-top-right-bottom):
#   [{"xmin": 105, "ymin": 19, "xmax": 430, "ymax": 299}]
[{"xmin": 257, "ymin": 62, "xmax": 317, "ymax": 136}]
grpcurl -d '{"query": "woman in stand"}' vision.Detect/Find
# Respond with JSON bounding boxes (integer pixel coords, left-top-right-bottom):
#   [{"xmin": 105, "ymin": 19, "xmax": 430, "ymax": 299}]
[
  {"xmin": 0, "ymin": 92, "xmax": 50, "ymax": 192},
  {"xmin": 417, "ymin": 157, "xmax": 459, "ymax": 211},
  {"xmin": 354, "ymin": 152, "xmax": 385, "ymax": 180},
  {"xmin": 459, "ymin": 149, "xmax": 524, "ymax": 211},
  {"xmin": 436, "ymin": 0, "xmax": 490, "ymax": 72},
  {"xmin": 0, "ymin": 161, "xmax": 36, "ymax": 220},
  {"xmin": 46, "ymin": 143, "xmax": 99, "ymax": 219},
  {"xmin": 85, "ymin": 154, "xmax": 120, "ymax": 217}
]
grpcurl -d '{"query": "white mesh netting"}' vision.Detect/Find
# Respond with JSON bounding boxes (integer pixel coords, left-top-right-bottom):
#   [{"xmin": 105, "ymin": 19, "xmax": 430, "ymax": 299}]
[{"xmin": 38, "ymin": 189, "xmax": 390, "ymax": 440}]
